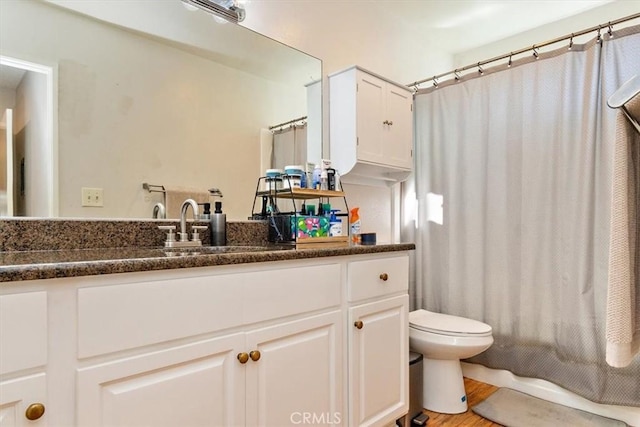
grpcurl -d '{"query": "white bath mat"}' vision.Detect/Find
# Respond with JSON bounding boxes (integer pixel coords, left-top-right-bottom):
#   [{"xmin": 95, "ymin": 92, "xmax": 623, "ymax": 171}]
[{"xmin": 471, "ymin": 388, "xmax": 627, "ymax": 427}]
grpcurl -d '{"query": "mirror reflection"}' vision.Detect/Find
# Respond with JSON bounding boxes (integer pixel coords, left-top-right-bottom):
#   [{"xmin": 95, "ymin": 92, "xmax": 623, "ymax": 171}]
[{"xmin": 0, "ymin": 0, "xmax": 322, "ymax": 220}]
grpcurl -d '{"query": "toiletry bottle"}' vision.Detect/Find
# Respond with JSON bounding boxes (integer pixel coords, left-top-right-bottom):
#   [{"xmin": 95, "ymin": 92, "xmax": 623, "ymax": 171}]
[
  {"xmin": 320, "ymin": 169, "xmax": 328, "ymax": 191},
  {"xmin": 312, "ymin": 165, "xmax": 322, "ymax": 189},
  {"xmin": 349, "ymin": 207, "xmax": 361, "ymax": 245},
  {"xmin": 260, "ymin": 196, "xmax": 268, "ymax": 218},
  {"xmin": 199, "ymin": 203, "xmax": 211, "ymax": 220},
  {"xmin": 211, "ymin": 201, "xmax": 227, "ymax": 246},
  {"xmin": 329, "ymin": 210, "xmax": 342, "ymax": 237},
  {"xmin": 326, "ymin": 168, "xmax": 335, "ymax": 190}
]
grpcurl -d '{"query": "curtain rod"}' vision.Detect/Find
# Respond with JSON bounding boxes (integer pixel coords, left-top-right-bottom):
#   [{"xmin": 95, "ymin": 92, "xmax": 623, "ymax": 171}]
[
  {"xmin": 269, "ymin": 116, "xmax": 307, "ymax": 131},
  {"xmin": 407, "ymin": 12, "xmax": 640, "ymax": 89}
]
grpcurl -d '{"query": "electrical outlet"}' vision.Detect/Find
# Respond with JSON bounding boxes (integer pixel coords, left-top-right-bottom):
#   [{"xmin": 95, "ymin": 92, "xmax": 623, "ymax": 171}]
[{"xmin": 82, "ymin": 187, "xmax": 104, "ymax": 207}]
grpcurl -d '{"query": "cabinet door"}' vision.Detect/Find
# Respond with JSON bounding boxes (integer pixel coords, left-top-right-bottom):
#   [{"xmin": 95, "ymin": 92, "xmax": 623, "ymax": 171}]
[
  {"xmin": 349, "ymin": 295, "xmax": 408, "ymax": 427},
  {"xmin": 384, "ymin": 85, "xmax": 413, "ymax": 169},
  {"xmin": 0, "ymin": 373, "xmax": 47, "ymax": 427},
  {"xmin": 77, "ymin": 334, "xmax": 245, "ymax": 427},
  {"xmin": 356, "ymin": 72, "xmax": 386, "ymax": 164},
  {"xmin": 245, "ymin": 311, "xmax": 343, "ymax": 427}
]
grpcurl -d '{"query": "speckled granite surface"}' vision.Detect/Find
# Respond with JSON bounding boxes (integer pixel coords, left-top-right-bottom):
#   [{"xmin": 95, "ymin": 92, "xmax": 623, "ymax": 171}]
[
  {"xmin": 0, "ymin": 244, "xmax": 415, "ymax": 282},
  {"xmin": 0, "ymin": 219, "xmax": 414, "ymax": 283},
  {"xmin": 0, "ymin": 218, "xmax": 269, "ymax": 251}
]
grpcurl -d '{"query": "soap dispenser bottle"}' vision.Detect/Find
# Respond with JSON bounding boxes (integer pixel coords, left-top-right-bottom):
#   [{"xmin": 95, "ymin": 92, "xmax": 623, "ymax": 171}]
[{"xmin": 211, "ymin": 201, "xmax": 227, "ymax": 246}]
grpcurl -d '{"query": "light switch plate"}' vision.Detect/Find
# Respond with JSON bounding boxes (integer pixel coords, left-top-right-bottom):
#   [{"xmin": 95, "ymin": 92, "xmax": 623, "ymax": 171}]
[{"xmin": 82, "ymin": 187, "xmax": 104, "ymax": 207}]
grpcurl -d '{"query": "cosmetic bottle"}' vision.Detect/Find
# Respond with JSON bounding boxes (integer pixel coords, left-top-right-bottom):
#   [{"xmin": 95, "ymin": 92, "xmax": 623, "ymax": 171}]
[
  {"xmin": 211, "ymin": 201, "xmax": 227, "ymax": 246},
  {"xmin": 199, "ymin": 203, "xmax": 211, "ymax": 220},
  {"xmin": 329, "ymin": 210, "xmax": 342, "ymax": 237}
]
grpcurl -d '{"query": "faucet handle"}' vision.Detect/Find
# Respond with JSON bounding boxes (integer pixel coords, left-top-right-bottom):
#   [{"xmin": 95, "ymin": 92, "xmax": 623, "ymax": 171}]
[
  {"xmin": 158, "ymin": 225, "xmax": 177, "ymax": 243},
  {"xmin": 191, "ymin": 225, "xmax": 208, "ymax": 242}
]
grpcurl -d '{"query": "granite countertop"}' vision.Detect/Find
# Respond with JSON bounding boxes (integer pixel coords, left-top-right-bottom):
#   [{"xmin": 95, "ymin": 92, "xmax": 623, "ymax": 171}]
[{"xmin": 0, "ymin": 243, "xmax": 416, "ymax": 283}]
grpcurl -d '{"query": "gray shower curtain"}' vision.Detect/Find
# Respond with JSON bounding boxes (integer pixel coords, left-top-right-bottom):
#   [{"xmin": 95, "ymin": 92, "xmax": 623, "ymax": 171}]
[{"xmin": 414, "ymin": 26, "xmax": 640, "ymax": 406}]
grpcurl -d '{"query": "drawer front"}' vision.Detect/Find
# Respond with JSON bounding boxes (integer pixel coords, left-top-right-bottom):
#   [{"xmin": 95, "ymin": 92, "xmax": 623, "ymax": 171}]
[
  {"xmin": 243, "ymin": 263, "xmax": 341, "ymax": 325},
  {"xmin": 0, "ymin": 292, "xmax": 47, "ymax": 374},
  {"xmin": 78, "ymin": 274, "xmax": 244, "ymax": 358},
  {"xmin": 348, "ymin": 255, "xmax": 408, "ymax": 302},
  {"xmin": 78, "ymin": 262, "xmax": 342, "ymax": 358}
]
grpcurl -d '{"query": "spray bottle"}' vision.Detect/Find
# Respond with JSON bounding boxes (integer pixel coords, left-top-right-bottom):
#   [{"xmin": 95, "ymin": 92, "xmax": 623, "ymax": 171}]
[{"xmin": 349, "ymin": 207, "xmax": 361, "ymax": 245}]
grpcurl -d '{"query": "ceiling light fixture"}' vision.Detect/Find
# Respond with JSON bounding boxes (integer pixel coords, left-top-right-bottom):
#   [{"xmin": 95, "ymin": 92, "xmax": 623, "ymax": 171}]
[{"xmin": 181, "ymin": 0, "xmax": 246, "ymax": 23}]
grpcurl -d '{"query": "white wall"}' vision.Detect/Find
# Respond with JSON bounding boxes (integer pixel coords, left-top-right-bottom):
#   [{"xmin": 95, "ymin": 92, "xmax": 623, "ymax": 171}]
[{"xmin": 454, "ymin": 2, "xmax": 640, "ymax": 71}]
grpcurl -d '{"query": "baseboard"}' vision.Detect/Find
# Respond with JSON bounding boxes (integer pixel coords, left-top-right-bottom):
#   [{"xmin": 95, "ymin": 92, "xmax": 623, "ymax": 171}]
[{"xmin": 461, "ymin": 362, "xmax": 640, "ymax": 427}]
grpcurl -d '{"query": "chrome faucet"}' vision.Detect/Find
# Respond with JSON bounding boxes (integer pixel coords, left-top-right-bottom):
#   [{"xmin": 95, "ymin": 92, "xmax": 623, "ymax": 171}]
[
  {"xmin": 152, "ymin": 202, "xmax": 166, "ymax": 219},
  {"xmin": 179, "ymin": 199, "xmax": 199, "ymax": 242},
  {"xmin": 157, "ymin": 198, "xmax": 207, "ymax": 248}
]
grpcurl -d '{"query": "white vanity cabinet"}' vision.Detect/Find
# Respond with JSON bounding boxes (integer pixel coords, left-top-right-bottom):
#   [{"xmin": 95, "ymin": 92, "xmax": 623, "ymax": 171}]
[
  {"xmin": 0, "ymin": 251, "xmax": 411, "ymax": 427},
  {"xmin": 330, "ymin": 66, "xmax": 413, "ymax": 183},
  {"xmin": 347, "ymin": 255, "xmax": 409, "ymax": 427},
  {"xmin": 0, "ymin": 292, "xmax": 48, "ymax": 427},
  {"xmin": 74, "ymin": 262, "xmax": 343, "ymax": 427}
]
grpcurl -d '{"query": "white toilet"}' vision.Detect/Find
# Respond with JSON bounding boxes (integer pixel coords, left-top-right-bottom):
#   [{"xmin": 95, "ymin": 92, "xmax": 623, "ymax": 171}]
[{"xmin": 408, "ymin": 309, "xmax": 493, "ymax": 414}]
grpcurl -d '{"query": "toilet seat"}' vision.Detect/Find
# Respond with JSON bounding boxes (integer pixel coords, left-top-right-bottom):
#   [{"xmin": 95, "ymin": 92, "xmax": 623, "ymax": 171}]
[{"xmin": 409, "ymin": 309, "xmax": 492, "ymax": 337}]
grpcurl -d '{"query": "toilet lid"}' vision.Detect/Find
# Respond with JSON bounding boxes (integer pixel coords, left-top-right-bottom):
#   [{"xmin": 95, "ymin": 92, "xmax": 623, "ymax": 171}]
[{"xmin": 409, "ymin": 309, "xmax": 492, "ymax": 337}]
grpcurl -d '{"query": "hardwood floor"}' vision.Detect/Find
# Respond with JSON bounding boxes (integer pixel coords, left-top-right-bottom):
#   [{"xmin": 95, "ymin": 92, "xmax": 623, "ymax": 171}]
[{"xmin": 421, "ymin": 378, "xmax": 502, "ymax": 427}]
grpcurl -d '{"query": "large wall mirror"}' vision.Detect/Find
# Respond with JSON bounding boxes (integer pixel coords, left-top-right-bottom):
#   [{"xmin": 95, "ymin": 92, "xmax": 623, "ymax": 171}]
[{"xmin": 0, "ymin": 0, "xmax": 322, "ymax": 220}]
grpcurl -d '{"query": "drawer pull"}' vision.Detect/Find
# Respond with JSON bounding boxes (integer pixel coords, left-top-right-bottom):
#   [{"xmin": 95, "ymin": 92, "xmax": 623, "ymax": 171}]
[
  {"xmin": 379, "ymin": 273, "xmax": 389, "ymax": 281},
  {"xmin": 354, "ymin": 320, "xmax": 364, "ymax": 329},
  {"xmin": 250, "ymin": 350, "xmax": 261, "ymax": 361},
  {"xmin": 25, "ymin": 403, "xmax": 45, "ymax": 420},
  {"xmin": 237, "ymin": 352, "xmax": 249, "ymax": 364}
]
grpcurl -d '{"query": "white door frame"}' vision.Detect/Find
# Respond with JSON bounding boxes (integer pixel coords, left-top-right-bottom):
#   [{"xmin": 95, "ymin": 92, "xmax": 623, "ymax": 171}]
[{"xmin": 0, "ymin": 55, "xmax": 58, "ymax": 217}]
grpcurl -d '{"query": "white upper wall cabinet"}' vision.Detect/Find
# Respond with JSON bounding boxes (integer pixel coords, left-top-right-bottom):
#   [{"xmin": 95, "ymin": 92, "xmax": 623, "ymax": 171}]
[{"xmin": 329, "ymin": 66, "xmax": 413, "ymax": 186}]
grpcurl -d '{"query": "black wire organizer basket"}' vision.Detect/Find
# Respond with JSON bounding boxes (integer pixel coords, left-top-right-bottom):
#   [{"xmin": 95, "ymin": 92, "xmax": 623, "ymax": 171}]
[{"xmin": 250, "ymin": 176, "xmax": 350, "ymax": 248}]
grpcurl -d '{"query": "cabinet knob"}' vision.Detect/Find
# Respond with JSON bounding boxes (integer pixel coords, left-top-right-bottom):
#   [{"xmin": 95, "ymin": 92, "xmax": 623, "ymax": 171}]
[
  {"xmin": 237, "ymin": 352, "xmax": 249, "ymax": 364},
  {"xmin": 25, "ymin": 403, "xmax": 45, "ymax": 420},
  {"xmin": 379, "ymin": 273, "xmax": 389, "ymax": 281},
  {"xmin": 249, "ymin": 350, "xmax": 261, "ymax": 361},
  {"xmin": 354, "ymin": 320, "xmax": 364, "ymax": 329}
]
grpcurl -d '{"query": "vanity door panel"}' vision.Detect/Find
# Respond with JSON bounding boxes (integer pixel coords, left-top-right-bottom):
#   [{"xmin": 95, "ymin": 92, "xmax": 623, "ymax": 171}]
[{"xmin": 76, "ymin": 334, "xmax": 245, "ymax": 427}]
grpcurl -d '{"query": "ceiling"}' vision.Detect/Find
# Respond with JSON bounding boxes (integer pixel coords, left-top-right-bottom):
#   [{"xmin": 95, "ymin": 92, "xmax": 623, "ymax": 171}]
[
  {"xmin": 367, "ymin": 0, "xmax": 615, "ymax": 53},
  {"xmin": 0, "ymin": 64, "xmax": 26, "ymax": 90}
]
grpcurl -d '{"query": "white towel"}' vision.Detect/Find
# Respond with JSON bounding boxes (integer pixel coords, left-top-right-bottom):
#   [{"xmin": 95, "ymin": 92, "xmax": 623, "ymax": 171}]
[
  {"xmin": 606, "ymin": 94, "xmax": 640, "ymax": 368},
  {"xmin": 164, "ymin": 186, "xmax": 210, "ymax": 220}
]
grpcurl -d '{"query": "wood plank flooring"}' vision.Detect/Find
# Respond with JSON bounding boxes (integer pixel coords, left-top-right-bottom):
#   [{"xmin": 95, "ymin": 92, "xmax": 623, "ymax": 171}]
[{"xmin": 421, "ymin": 378, "xmax": 501, "ymax": 427}]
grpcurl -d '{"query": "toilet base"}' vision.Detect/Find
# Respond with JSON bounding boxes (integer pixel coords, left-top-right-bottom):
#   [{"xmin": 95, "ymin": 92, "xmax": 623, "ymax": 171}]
[{"xmin": 422, "ymin": 358, "xmax": 468, "ymax": 414}]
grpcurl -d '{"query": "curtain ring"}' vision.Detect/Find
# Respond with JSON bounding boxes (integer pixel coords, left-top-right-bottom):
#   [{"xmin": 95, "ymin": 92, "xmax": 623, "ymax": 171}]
[
  {"xmin": 608, "ymin": 22, "xmax": 614, "ymax": 38},
  {"xmin": 507, "ymin": 53, "xmax": 513, "ymax": 68},
  {"xmin": 597, "ymin": 25, "xmax": 602, "ymax": 45},
  {"xmin": 454, "ymin": 69, "xmax": 461, "ymax": 81},
  {"xmin": 477, "ymin": 63, "xmax": 484, "ymax": 75},
  {"xmin": 412, "ymin": 84, "xmax": 419, "ymax": 94},
  {"xmin": 568, "ymin": 33, "xmax": 574, "ymax": 50},
  {"xmin": 432, "ymin": 76, "xmax": 438, "ymax": 88},
  {"xmin": 532, "ymin": 45, "xmax": 539, "ymax": 59}
]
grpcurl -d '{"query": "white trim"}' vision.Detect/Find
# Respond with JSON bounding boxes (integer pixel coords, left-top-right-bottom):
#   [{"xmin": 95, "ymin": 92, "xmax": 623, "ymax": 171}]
[
  {"xmin": 0, "ymin": 55, "xmax": 58, "ymax": 217},
  {"xmin": 462, "ymin": 362, "xmax": 640, "ymax": 426}
]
